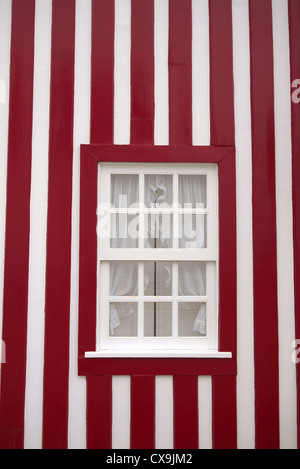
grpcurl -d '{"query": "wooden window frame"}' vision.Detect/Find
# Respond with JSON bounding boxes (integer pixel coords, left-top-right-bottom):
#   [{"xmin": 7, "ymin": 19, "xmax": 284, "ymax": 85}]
[
  {"xmin": 96, "ymin": 163, "xmax": 219, "ymax": 355},
  {"xmin": 78, "ymin": 144, "xmax": 236, "ymax": 376}
]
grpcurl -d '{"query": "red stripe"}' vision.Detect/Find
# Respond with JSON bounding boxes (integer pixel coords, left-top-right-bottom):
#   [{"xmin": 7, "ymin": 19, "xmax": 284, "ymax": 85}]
[
  {"xmin": 169, "ymin": 0, "xmax": 192, "ymax": 146},
  {"xmin": 209, "ymin": 0, "xmax": 237, "ymax": 450},
  {"xmin": 87, "ymin": 376, "xmax": 112, "ymax": 449},
  {"xmin": 90, "ymin": 0, "xmax": 115, "ymax": 144},
  {"xmin": 212, "ymin": 376, "xmax": 237, "ymax": 449},
  {"xmin": 129, "ymin": 3, "xmax": 156, "ymax": 449},
  {"xmin": 209, "ymin": 0, "xmax": 235, "ymax": 146},
  {"xmin": 249, "ymin": 0, "xmax": 280, "ymax": 449},
  {"xmin": 173, "ymin": 376, "xmax": 198, "ymax": 449},
  {"xmin": 42, "ymin": 0, "xmax": 76, "ymax": 449},
  {"xmin": 218, "ymin": 150, "xmax": 237, "ymax": 356},
  {"xmin": 0, "ymin": 0, "xmax": 35, "ymax": 449},
  {"xmin": 86, "ymin": 0, "xmax": 116, "ymax": 450},
  {"xmin": 130, "ymin": 375, "xmax": 155, "ymax": 449},
  {"xmin": 78, "ymin": 151, "xmax": 98, "ymax": 360},
  {"xmin": 289, "ymin": 0, "xmax": 300, "ymax": 449},
  {"xmin": 130, "ymin": 0, "xmax": 154, "ymax": 144}
]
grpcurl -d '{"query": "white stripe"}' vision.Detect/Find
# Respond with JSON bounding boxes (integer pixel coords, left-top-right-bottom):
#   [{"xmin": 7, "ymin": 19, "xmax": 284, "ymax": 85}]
[
  {"xmin": 68, "ymin": 0, "xmax": 91, "ymax": 449},
  {"xmin": 110, "ymin": 1, "xmax": 132, "ymax": 449},
  {"xmin": 114, "ymin": 0, "xmax": 131, "ymax": 145},
  {"xmin": 24, "ymin": 0, "xmax": 52, "ymax": 449},
  {"xmin": 155, "ymin": 376, "xmax": 174, "ymax": 449},
  {"xmin": 0, "ymin": 0, "xmax": 12, "ymax": 373},
  {"xmin": 198, "ymin": 376, "xmax": 212, "ymax": 449},
  {"xmin": 232, "ymin": 0, "xmax": 255, "ymax": 449},
  {"xmin": 272, "ymin": 0, "xmax": 297, "ymax": 449},
  {"xmin": 192, "ymin": 0, "xmax": 210, "ymax": 146},
  {"xmin": 112, "ymin": 376, "xmax": 131, "ymax": 449},
  {"xmin": 154, "ymin": 0, "xmax": 169, "ymax": 145}
]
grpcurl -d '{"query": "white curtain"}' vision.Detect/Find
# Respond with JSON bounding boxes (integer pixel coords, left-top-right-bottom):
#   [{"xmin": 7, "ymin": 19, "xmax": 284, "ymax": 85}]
[
  {"xmin": 109, "ymin": 262, "xmax": 138, "ymax": 335},
  {"xmin": 109, "ymin": 174, "xmax": 207, "ymax": 336}
]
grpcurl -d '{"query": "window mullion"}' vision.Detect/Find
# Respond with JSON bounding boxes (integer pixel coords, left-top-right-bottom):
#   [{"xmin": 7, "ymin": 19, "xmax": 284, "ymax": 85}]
[
  {"xmin": 138, "ymin": 261, "xmax": 144, "ymax": 339},
  {"xmin": 173, "ymin": 172, "xmax": 179, "ymax": 250},
  {"xmin": 172, "ymin": 262, "xmax": 178, "ymax": 339},
  {"xmin": 139, "ymin": 172, "xmax": 144, "ymax": 249}
]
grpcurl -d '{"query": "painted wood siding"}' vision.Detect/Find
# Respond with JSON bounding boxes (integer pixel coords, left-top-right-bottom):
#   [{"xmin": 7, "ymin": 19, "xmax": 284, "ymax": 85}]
[{"xmin": 0, "ymin": 0, "xmax": 298, "ymax": 449}]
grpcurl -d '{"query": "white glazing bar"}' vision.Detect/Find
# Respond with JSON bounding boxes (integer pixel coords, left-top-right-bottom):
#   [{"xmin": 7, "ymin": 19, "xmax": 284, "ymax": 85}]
[
  {"xmin": 99, "ymin": 249, "xmax": 217, "ymax": 262},
  {"xmin": 138, "ymin": 262, "xmax": 144, "ymax": 338},
  {"xmin": 139, "ymin": 172, "xmax": 145, "ymax": 249},
  {"xmin": 173, "ymin": 173, "xmax": 179, "ymax": 249},
  {"xmin": 172, "ymin": 262, "xmax": 178, "ymax": 338}
]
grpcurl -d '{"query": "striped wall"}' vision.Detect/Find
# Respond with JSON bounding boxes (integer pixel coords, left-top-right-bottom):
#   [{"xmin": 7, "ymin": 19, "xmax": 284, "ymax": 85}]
[{"xmin": 0, "ymin": 0, "xmax": 298, "ymax": 449}]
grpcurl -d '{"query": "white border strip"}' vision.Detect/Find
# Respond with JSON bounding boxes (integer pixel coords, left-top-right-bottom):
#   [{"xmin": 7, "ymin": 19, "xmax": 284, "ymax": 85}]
[
  {"xmin": 232, "ymin": 0, "xmax": 255, "ymax": 449},
  {"xmin": 0, "ymin": 0, "xmax": 12, "ymax": 373},
  {"xmin": 154, "ymin": 0, "xmax": 169, "ymax": 145},
  {"xmin": 155, "ymin": 376, "xmax": 174, "ymax": 449},
  {"xmin": 198, "ymin": 376, "xmax": 212, "ymax": 449},
  {"xmin": 272, "ymin": 0, "xmax": 297, "ymax": 449},
  {"xmin": 112, "ymin": 375, "xmax": 131, "ymax": 449},
  {"xmin": 24, "ymin": 0, "xmax": 52, "ymax": 448},
  {"xmin": 114, "ymin": 0, "xmax": 131, "ymax": 145},
  {"xmin": 68, "ymin": 0, "xmax": 92, "ymax": 449},
  {"xmin": 192, "ymin": 0, "xmax": 210, "ymax": 146}
]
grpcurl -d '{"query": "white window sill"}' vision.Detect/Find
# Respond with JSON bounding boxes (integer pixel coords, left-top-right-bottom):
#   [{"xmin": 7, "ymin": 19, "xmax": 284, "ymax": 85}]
[{"xmin": 85, "ymin": 350, "xmax": 232, "ymax": 359}]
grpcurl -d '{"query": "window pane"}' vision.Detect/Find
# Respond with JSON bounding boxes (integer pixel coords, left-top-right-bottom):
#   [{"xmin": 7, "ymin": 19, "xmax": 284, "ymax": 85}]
[
  {"xmin": 109, "ymin": 302, "xmax": 138, "ymax": 337},
  {"xmin": 178, "ymin": 302, "xmax": 206, "ymax": 336},
  {"xmin": 144, "ymin": 302, "xmax": 172, "ymax": 337},
  {"xmin": 110, "ymin": 213, "xmax": 139, "ymax": 248},
  {"xmin": 145, "ymin": 214, "xmax": 173, "ymax": 248},
  {"xmin": 179, "ymin": 214, "xmax": 207, "ymax": 248},
  {"xmin": 144, "ymin": 174, "xmax": 173, "ymax": 207},
  {"xmin": 178, "ymin": 175, "xmax": 206, "ymax": 208},
  {"xmin": 178, "ymin": 262, "xmax": 206, "ymax": 296},
  {"xmin": 144, "ymin": 262, "xmax": 172, "ymax": 296},
  {"xmin": 111, "ymin": 174, "xmax": 139, "ymax": 207},
  {"xmin": 110, "ymin": 262, "xmax": 138, "ymax": 296}
]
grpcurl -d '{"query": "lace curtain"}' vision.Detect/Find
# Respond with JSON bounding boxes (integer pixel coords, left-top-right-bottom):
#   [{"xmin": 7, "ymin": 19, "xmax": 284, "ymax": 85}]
[{"xmin": 109, "ymin": 174, "xmax": 207, "ymax": 336}]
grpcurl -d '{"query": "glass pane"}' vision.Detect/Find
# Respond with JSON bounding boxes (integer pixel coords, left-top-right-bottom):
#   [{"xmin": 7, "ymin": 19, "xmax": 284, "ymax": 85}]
[
  {"xmin": 144, "ymin": 262, "xmax": 172, "ymax": 296},
  {"xmin": 110, "ymin": 213, "xmax": 139, "ymax": 248},
  {"xmin": 178, "ymin": 302, "xmax": 206, "ymax": 336},
  {"xmin": 144, "ymin": 302, "xmax": 172, "ymax": 337},
  {"xmin": 145, "ymin": 214, "xmax": 173, "ymax": 248},
  {"xmin": 144, "ymin": 175, "xmax": 173, "ymax": 207},
  {"xmin": 178, "ymin": 214, "xmax": 207, "ymax": 248},
  {"xmin": 110, "ymin": 262, "xmax": 138, "ymax": 296},
  {"xmin": 178, "ymin": 175, "xmax": 207, "ymax": 208},
  {"xmin": 109, "ymin": 302, "xmax": 138, "ymax": 337},
  {"xmin": 178, "ymin": 262, "xmax": 206, "ymax": 296},
  {"xmin": 111, "ymin": 174, "xmax": 139, "ymax": 208}
]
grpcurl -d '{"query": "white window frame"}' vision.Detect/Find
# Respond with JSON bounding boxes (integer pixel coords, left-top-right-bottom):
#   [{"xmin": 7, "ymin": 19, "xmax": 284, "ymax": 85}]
[{"xmin": 91, "ymin": 162, "xmax": 230, "ymax": 358}]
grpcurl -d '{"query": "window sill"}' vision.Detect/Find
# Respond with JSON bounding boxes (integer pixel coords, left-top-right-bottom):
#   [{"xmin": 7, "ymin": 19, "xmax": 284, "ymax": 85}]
[{"xmin": 85, "ymin": 350, "xmax": 232, "ymax": 359}]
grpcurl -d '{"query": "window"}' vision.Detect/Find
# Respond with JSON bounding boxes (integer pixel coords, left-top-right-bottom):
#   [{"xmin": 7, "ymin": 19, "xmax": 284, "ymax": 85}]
[
  {"xmin": 79, "ymin": 144, "xmax": 236, "ymax": 372},
  {"xmin": 95, "ymin": 163, "xmax": 221, "ymax": 357}
]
